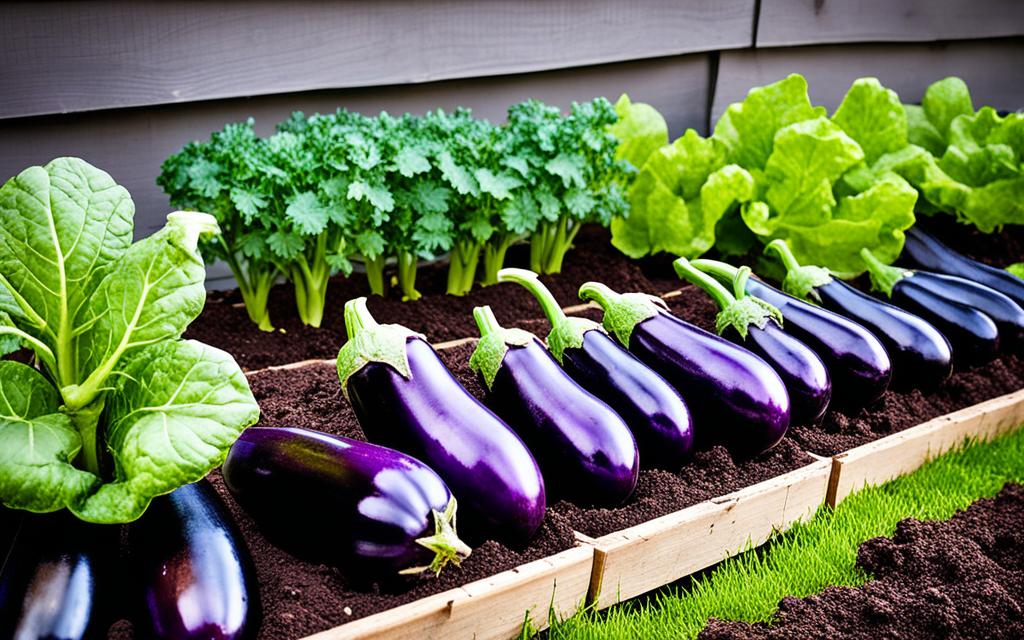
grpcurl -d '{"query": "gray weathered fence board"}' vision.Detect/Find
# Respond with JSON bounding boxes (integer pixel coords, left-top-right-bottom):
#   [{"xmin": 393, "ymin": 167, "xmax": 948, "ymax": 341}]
[
  {"xmin": 756, "ymin": 0, "xmax": 1024, "ymax": 47},
  {"xmin": 711, "ymin": 38, "xmax": 1024, "ymax": 124},
  {"xmin": 0, "ymin": 54, "xmax": 710, "ymax": 257},
  {"xmin": 0, "ymin": 0, "xmax": 748, "ymax": 120}
]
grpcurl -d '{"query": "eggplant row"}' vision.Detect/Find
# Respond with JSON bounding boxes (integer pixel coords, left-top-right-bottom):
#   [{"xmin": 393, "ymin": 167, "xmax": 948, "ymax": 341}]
[
  {"xmin": 693, "ymin": 259, "xmax": 892, "ymax": 410},
  {"xmin": 861, "ymin": 249, "xmax": 1023, "ymax": 367},
  {"xmin": 673, "ymin": 258, "xmax": 831, "ymax": 425},
  {"xmin": 496, "ymin": 268, "xmax": 694, "ymax": 469},
  {"xmin": 469, "ymin": 304, "xmax": 640, "ymax": 506},
  {"xmin": 765, "ymin": 240, "xmax": 952, "ymax": 390},
  {"xmin": 579, "ymin": 281, "xmax": 791, "ymax": 459}
]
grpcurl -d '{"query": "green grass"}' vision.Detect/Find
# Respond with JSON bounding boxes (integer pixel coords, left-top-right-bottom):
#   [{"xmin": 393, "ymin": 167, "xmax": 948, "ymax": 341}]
[{"xmin": 544, "ymin": 427, "xmax": 1024, "ymax": 639}]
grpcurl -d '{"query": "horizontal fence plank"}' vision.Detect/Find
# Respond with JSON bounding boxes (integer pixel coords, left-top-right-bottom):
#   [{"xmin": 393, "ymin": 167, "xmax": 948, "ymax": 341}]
[
  {"xmin": 757, "ymin": 0, "xmax": 1024, "ymax": 48},
  {"xmin": 0, "ymin": 0, "xmax": 750, "ymax": 119},
  {"xmin": 711, "ymin": 38, "xmax": 1024, "ymax": 123},
  {"xmin": 0, "ymin": 53, "xmax": 710, "ymax": 261}
]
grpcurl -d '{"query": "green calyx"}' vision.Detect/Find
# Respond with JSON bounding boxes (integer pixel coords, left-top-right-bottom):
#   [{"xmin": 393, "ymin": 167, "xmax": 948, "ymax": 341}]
[
  {"xmin": 674, "ymin": 258, "xmax": 781, "ymax": 339},
  {"xmin": 469, "ymin": 305, "xmax": 536, "ymax": 389},
  {"xmin": 497, "ymin": 268, "xmax": 602, "ymax": 363},
  {"xmin": 860, "ymin": 248, "xmax": 911, "ymax": 298},
  {"xmin": 579, "ymin": 281, "xmax": 665, "ymax": 348},
  {"xmin": 764, "ymin": 239, "xmax": 834, "ymax": 302},
  {"xmin": 336, "ymin": 297, "xmax": 424, "ymax": 400},
  {"xmin": 400, "ymin": 497, "xmax": 473, "ymax": 577}
]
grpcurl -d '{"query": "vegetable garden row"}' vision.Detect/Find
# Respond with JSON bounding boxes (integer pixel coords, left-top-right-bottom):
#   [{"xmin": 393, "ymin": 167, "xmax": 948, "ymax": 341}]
[{"xmin": 0, "ymin": 71, "xmax": 1022, "ymax": 640}]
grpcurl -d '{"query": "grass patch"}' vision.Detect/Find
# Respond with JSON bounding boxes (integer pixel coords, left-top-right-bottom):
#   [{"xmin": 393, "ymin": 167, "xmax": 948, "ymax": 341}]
[{"xmin": 545, "ymin": 427, "xmax": 1024, "ymax": 639}]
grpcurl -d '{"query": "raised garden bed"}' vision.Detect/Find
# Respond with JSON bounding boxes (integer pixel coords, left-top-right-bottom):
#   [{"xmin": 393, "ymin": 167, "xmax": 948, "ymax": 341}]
[{"xmin": 171, "ymin": 220, "xmax": 1024, "ymax": 639}]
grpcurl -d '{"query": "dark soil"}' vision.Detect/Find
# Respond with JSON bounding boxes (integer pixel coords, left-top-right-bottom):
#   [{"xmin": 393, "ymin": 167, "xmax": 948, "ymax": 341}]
[
  {"xmin": 789, "ymin": 353, "xmax": 1024, "ymax": 456},
  {"xmin": 700, "ymin": 483, "xmax": 1024, "ymax": 639},
  {"xmin": 184, "ymin": 225, "xmax": 682, "ymax": 371}
]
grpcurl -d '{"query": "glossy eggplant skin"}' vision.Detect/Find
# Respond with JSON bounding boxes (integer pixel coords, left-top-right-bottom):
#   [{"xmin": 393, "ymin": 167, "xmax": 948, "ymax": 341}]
[
  {"xmin": 889, "ymin": 275, "xmax": 1000, "ymax": 366},
  {"xmin": 130, "ymin": 481, "xmax": 260, "ymax": 640},
  {"xmin": 629, "ymin": 312, "xmax": 790, "ymax": 458},
  {"xmin": 906, "ymin": 272, "xmax": 1024, "ymax": 347},
  {"xmin": 738, "ymin": 278, "xmax": 892, "ymax": 409},
  {"xmin": 0, "ymin": 512, "xmax": 114, "ymax": 640},
  {"xmin": 722, "ymin": 322, "xmax": 831, "ymax": 425},
  {"xmin": 347, "ymin": 337, "xmax": 547, "ymax": 546},
  {"xmin": 223, "ymin": 427, "xmax": 462, "ymax": 576},
  {"xmin": 486, "ymin": 338, "xmax": 640, "ymax": 506},
  {"xmin": 813, "ymin": 279, "xmax": 953, "ymax": 389},
  {"xmin": 560, "ymin": 330, "xmax": 694, "ymax": 469},
  {"xmin": 902, "ymin": 227, "xmax": 1024, "ymax": 308}
]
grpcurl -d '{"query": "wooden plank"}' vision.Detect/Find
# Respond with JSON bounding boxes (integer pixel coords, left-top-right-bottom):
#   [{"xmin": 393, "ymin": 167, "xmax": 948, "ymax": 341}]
[
  {"xmin": 302, "ymin": 543, "xmax": 594, "ymax": 640},
  {"xmin": 757, "ymin": 0, "xmax": 1024, "ymax": 48},
  {"xmin": 828, "ymin": 389, "xmax": 1024, "ymax": 506},
  {"xmin": 588, "ymin": 458, "xmax": 832, "ymax": 609},
  {"xmin": 0, "ymin": 0, "xmax": 750, "ymax": 119},
  {"xmin": 0, "ymin": 53, "xmax": 710, "ymax": 247},
  {"xmin": 711, "ymin": 39, "xmax": 1024, "ymax": 123}
]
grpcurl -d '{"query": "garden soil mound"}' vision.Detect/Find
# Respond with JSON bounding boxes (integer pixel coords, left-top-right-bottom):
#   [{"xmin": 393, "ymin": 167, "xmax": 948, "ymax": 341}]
[{"xmin": 701, "ymin": 483, "xmax": 1024, "ymax": 639}]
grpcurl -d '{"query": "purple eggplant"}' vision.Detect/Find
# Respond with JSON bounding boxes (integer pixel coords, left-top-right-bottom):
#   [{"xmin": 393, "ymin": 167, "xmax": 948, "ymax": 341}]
[
  {"xmin": 223, "ymin": 427, "xmax": 470, "ymax": 577},
  {"xmin": 901, "ymin": 227, "xmax": 1024, "ymax": 309},
  {"xmin": 0, "ymin": 512, "xmax": 114, "ymax": 640},
  {"xmin": 766, "ymin": 240, "xmax": 952, "ymax": 390},
  {"xmin": 693, "ymin": 259, "xmax": 892, "ymax": 410},
  {"xmin": 674, "ymin": 258, "xmax": 831, "ymax": 425},
  {"xmin": 578, "ymin": 282, "xmax": 790, "ymax": 458},
  {"xmin": 861, "ymin": 249, "xmax": 1005, "ymax": 366},
  {"xmin": 496, "ymin": 268, "xmax": 693, "ymax": 469},
  {"xmin": 130, "ymin": 481, "xmax": 260, "ymax": 640},
  {"xmin": 468, "ymin": 305, "xmax": 639, "ymax": 506},
  {"xmin": 338, "ymin": 298, "xmax": 546, "ymax": 546}
]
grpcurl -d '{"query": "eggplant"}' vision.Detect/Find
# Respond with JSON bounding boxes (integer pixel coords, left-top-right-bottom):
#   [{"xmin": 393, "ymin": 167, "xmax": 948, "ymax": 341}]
[
  {"xmin": 130, "ymin": 481, "xmax": 260, "ymax": 640},
  {"xmin": 674, "ymin": 258, "xmax": 831, "ymax": 425},
  {"xmin": 469, "ymin": 305, "xmax": 639, "ymax": 505},
  {"xmin": 339, "ymin": 298, "xmax": 546, "ymax": 545},
  {"xmin": 693, "ymin": 259, "xmax": 892, "ymax": 409},
  {"xmin": 496, "ymin": 268, "xmax": 693, "ymax": 468},
  {"xmin": 223, "ymin": 427, "xmax": 470, "ymax": 577},
  {"xmin": 766, "ymin": 240, "xmax": 952, "ymax": 390},
  {"xmin": 860, "ymin": 249, "xmax": 1006, "ymax": 366},
  {"xmin": 901, "ymin": 227, "xmax": 1024, "ymax": 309},
  {"xmin": 578, "ymin": 282, "xmax": 790, "ymax": 458},
  {"xmin": 0, "ymin": 512, "xmax": 114, "ymax": 640}
]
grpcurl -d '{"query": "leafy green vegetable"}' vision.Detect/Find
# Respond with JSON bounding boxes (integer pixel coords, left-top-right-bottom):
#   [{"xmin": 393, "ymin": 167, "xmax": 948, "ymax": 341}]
[
  {"xmin": 506, "ymin": 98, "xmax": 631, "ymax": 275},
  {"xmin": 0, "ymin": 158, "xmax": 259, "ymax": 523},
  {"xmin": 611, "ymin": 130, "xmax": 755, "ymax": 258},
  {"xmin": 610, "ymin": 94, "xmax": 669, "ymax": 171},
  {"xmin": 874, "ymin": 77, "xmax": 1024, "ymax": 231}
]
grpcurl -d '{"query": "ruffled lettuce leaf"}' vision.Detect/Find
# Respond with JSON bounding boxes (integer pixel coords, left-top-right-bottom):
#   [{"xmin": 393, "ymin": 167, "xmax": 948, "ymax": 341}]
[
  {"xmin": 609, "ymin": 94, "xmax": 669, "ymax": 171},
  {"xmin": 611, "ymin": 130, "xmax": 755, "ymax": 258},
  {"xmin": 740, "ymin": 117, "xmax": 917, "ymax": 273}
]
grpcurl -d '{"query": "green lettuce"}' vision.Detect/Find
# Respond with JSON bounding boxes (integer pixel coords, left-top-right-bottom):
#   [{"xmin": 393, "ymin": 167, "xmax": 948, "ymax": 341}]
[
  {"xmin": 0, "ymin": 158, "xmax": 259, "ymax": 523},
  {"xmin": 884, "ymin": 77, "xmax": 1024, "ymax": 231},
  {"xmin": 609, "ymin": 94, "xmax": 669, "ymax": 171},
  {"xmin": 611, "ymin": 130, "xmax": 755, "ymax": 258}
]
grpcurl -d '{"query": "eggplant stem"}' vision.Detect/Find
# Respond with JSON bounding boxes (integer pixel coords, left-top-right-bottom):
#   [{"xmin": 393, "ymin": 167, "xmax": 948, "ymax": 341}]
[
  {"xmin": 472, "ymin": 305, "xmax": 504, "ymax": 339},
  {"xmin": 344, "ymin": 297, "xmax": 379, "ymax": 341},
  {"xmin": 860, "ymin": 248, "xmax": 910, "ymax": 298},
  {"xmin": 578, "ymin": 281, "xmax": 620, "ymax": 309},
  {"xmin": 691, "ymin": 258, "xmax": 740, "ymax": 285},
  {"xmin": 733, "ymin": 267, "xmax": 753, "ymax": 301},
  {"xmin": 498, "ymin": 268, "xmax": 567, "ymax": 327},
  {"xmin": 673, "ymin": 257, "xmax": 735, "ymax": 311},
  {"xmin": 402, "ymin": 497, "xmax": 473, "ymax": 577},
  {"xmin": 765, "ymin": 239, "xmax": 802, "ymax": 272}
]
